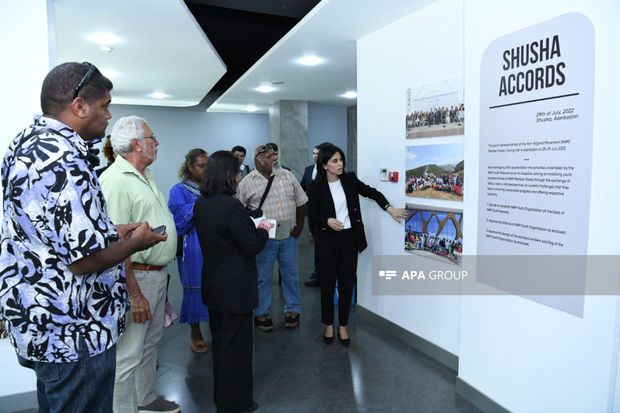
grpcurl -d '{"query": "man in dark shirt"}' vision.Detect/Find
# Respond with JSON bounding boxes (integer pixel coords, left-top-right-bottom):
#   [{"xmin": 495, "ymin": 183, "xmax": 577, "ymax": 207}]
[
  {"xmin": 232, "ymin": 145, "xmax": 251, "ymax": 178},
  {"xmin": 300, "ymin": 143, "xmax": 328, "ymax": 287}
]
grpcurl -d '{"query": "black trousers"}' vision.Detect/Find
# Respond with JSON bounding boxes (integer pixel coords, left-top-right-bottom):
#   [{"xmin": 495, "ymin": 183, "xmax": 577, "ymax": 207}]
[
  {"xmin": 317, "ymin": 229, "xmax": 357, "ymax": 326},
  {"xmin": 308, "ymin": 217, "xmax": 319, "ymax": 278},
  {"xmin": 208, "ymin": 309, "xmax": 253, "ymax": 413}
]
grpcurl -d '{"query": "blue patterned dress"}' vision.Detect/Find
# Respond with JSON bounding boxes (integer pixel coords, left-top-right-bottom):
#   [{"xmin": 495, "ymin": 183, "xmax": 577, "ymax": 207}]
[{"xmin": 168, "ymin": 181, "xmax": 209, "ymax": 323}]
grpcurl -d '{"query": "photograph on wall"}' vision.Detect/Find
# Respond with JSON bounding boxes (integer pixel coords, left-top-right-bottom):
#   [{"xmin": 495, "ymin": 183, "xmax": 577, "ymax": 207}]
[
  {"xmin": 405, "ymin": 143, "xmax": 463, "ymax": 201},
  {"xmin": 405, "ymin": 204, "xmax": 463, "ymax": 265},
  {"xmin": 406, "ymin": 76, "xmax": 464, "ymax": 139}
]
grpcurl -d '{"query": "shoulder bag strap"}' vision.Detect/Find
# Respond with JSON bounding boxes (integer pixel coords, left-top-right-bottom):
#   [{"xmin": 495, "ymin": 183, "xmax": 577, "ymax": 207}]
[{"xmin": 257, "ymin": 175, "xmax": 275, "ymax": 211}]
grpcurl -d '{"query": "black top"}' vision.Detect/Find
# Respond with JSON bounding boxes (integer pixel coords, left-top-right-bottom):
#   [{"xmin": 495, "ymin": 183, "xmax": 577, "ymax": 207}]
[
  {"xmin": 194, "ymin": 194, "xmax": 269, "ymax": 313},
  {"xmin": 308, "ymin": 172, "xmax": 389, "ymax": 253},
  {"xmin": 300, "ymin": 164, "xmax": 315, "ymax": 216},
  {"xmin": 300, "ymin": 164, "xmax": 314, "ymax": 194}
]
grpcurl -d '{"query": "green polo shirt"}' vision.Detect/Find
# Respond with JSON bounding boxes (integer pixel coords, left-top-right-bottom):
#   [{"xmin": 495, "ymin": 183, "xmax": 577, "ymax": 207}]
[{"xmin": 100, "ymin": 154, "xmax": 177, "ymax": 266}]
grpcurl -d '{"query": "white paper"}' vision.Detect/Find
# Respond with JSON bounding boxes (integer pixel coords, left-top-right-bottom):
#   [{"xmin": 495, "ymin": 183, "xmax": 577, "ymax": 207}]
[{"xmin": 252, "ymin": 216, "xmax": 277, "ymax": 239}]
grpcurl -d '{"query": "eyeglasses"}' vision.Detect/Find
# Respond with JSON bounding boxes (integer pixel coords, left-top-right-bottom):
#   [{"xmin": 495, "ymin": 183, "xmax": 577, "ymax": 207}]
[
  {"xmin": 73, "ymin": 62, "xmax": 99, "ymax": 99},
  {"xmin": 254, "ymin": 145, "xmax": 269, "ymax": 159},
  {"xmin": 265, "ymin": 143, "xmax": 278, "ymax": 151}
]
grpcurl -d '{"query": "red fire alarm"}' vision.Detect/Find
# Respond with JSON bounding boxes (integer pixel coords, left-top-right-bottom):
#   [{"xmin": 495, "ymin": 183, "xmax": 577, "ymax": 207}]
[{"xmin": 388, "ymin": 171, "xmax": 398, "ymax": 182}]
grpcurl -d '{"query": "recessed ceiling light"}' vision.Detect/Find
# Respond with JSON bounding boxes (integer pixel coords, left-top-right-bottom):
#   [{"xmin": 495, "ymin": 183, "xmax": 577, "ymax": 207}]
[
  {"xmin": 342, "ymin": 91, "xmax": 357, "ymax": 99},
  {"xmin": 101, "ymin": 69, "xmax": 120, "ymax": 79},
  {"xmin": 87, "ymin": 32, "xmax": 120, "ymax": 45},
  {"xmin": 245, "ymin": 105, "xmax": 258, "ymax": 112},
  {"xmin": 296, "ymin": 55, "xmax": 325, "ymax": 66},
  {"xmin": 149, "ymin": 92, "xmax": 169, "ymax": 99},
  {"xmin": 256, "ymin": 85, "xmax": 276, "ymax": 93}
]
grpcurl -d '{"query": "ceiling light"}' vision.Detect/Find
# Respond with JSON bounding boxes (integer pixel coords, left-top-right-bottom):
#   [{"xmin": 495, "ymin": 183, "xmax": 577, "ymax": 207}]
[
  {"xmin": 87, "ymin": 32, "xmax": 120, "ymax": 45},
  {"xmin": 101, "ymin": 69, "xmax": 120, "ymax": 79},
  {"xmin": 342, "ymin": 91, "xmax": 357, "ymax": 99},
  {"xmin": 256, "ymin": 85, "xmax": 276, "ymax": 93},
  {"xmin": 149, "ymin": 92, "xmax": 169, "ymax": 99},
  {"xmin": 245, "ymin": 105, "xmax": 258, "ymax": 112},
  {"xmin": 296, "ymin": 55, "xmax": 325, "ymax": 66}
]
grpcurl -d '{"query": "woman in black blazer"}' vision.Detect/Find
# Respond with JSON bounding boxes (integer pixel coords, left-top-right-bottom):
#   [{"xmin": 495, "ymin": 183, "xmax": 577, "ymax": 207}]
[
  {"xmin": 309, "ymin": 144, "xmax": 406, "ymax": 347},
  {"xmin": 194, "ymin": 151, "xmax": 271, "ymax": 413}
]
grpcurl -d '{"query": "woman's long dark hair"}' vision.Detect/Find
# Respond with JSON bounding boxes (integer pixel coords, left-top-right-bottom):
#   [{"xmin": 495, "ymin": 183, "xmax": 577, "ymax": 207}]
[
  {"xmin": 313, "ymin": 144, "xmax": 346, "ymax": 186},
  {"xmin": 200, "ymin": 150, "xmax": 240, "ymax": 197}
]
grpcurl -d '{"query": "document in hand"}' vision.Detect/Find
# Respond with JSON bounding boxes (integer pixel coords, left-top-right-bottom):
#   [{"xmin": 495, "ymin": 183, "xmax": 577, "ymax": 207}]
[{"xmin": 252, "ymin": 216, "xmax": 277, "ymax": 239}]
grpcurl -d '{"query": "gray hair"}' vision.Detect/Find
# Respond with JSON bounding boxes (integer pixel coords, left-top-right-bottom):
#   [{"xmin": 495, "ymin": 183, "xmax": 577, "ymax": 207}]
[{"xmin": 110, "ymin": 116, "xmax": 147, "ymax": 154}]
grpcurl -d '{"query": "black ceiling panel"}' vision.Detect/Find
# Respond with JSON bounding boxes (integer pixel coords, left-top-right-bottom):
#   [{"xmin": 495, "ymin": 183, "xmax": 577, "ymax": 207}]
[
  {"xmin": 185, "ymin": 0, "xmax": 320, "ymax": 108},
  {"xmin": 186, "ymin": 0, "xmax": 319, "ymax": 18}
]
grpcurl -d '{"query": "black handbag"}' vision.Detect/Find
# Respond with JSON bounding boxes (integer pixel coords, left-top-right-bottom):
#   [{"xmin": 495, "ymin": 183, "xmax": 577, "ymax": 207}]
[{"xmin": 248, "ymin": 175, "xmax": 274, "ymax": 218}]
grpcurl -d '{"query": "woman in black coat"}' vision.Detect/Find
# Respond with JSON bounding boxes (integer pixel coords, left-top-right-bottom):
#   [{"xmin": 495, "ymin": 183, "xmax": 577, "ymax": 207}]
[
  {"xmin": 309, "ymin": 144, "xmax": 407, "ymax": 347},
  {"xmin": 194, "ymin": 151, "xmax": 272, "ymax": 413}
]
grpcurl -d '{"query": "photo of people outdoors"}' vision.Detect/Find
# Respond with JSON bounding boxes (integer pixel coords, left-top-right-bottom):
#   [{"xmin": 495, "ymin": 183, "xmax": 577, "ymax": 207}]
[
  {"xmin": 406, "ymin": 143, "xmax": 464, "ymax": 201},
  {"xmin": 406, "ymin": 77, "xmax": 464, "ymax": 139},
  {"xmin": 404, "ymin": 204, "xmax": 463, "ymax": 265}
]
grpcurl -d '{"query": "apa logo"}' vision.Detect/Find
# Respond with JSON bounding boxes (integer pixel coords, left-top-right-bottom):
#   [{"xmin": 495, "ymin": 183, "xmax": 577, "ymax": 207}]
[{"xmin": 378, "ymin": 270, "xmax": 397, "ymax": 280}]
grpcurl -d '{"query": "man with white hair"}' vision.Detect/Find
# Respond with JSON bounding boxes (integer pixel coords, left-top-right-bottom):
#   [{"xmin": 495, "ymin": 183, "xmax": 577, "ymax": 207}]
[{"xmin": 100, "ymin": 116, "xmax": 179, "ymax": 413}]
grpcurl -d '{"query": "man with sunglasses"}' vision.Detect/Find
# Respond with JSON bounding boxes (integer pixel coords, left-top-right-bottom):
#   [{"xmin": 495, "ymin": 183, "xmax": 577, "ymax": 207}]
[
  {"xmin": 0, "ymin": 62, "xmax": 167, "ymax": 412},
  {"xmin": 236, "ymin": 145, "xmax": 307, "ymax": 332},
  {"xmin": 100, "ymin": 116, "xmax": 179, "ymax": 413},
  {"xmin": 265, "ymin": 142, "xmax": 290, "ymax": 173}
]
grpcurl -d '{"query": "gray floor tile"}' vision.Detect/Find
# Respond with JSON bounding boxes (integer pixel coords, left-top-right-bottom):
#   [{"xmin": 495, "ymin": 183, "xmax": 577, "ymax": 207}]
[{"xmin": 152, "ymin": 243, "xmax": 480, "ymax": 413}]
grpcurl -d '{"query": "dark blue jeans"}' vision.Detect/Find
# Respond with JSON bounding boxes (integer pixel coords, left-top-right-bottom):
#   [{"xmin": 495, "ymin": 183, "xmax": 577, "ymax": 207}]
[{"xmin": 17, "ymin": 337, "xmax": 116, "ymax": 413}]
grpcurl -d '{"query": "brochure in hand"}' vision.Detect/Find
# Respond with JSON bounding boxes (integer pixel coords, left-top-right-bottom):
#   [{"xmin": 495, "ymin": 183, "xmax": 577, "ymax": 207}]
[
  {"xmin": 252, "ymin": 216, "xmax": 277, "ymax": 239},
  {"xmin": 251, "ymin": 217, "xmax": 291, "ymax": 240}
]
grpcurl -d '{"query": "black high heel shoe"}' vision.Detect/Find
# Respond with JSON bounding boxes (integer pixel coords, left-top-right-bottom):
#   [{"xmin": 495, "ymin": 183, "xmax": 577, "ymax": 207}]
[
  {"xmin": 324, "ymin": 327, "xmax": 334, "ymax": 344},
  {"xmin": 337, "ymin": 331, "xmax": 351, "ymax": 348}
]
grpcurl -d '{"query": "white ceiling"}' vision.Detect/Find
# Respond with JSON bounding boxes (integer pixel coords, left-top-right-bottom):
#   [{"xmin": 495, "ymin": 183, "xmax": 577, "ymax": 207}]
[
  {"xmin": 53, "ymin": 0, "xmax": 435, "ymax": 112},
  {"xmin": 54, "ymin": 0, "xmax": 226, "ymax": 107},
  {"xmin": 209, "ymin": 0, "xmax": 437, "ymax": 113}
]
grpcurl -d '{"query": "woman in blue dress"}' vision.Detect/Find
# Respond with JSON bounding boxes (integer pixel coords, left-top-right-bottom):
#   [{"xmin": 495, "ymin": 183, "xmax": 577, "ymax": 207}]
[{"xmin": 168, "ymin": 148, "xmax": 210, "ymax": 353}]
